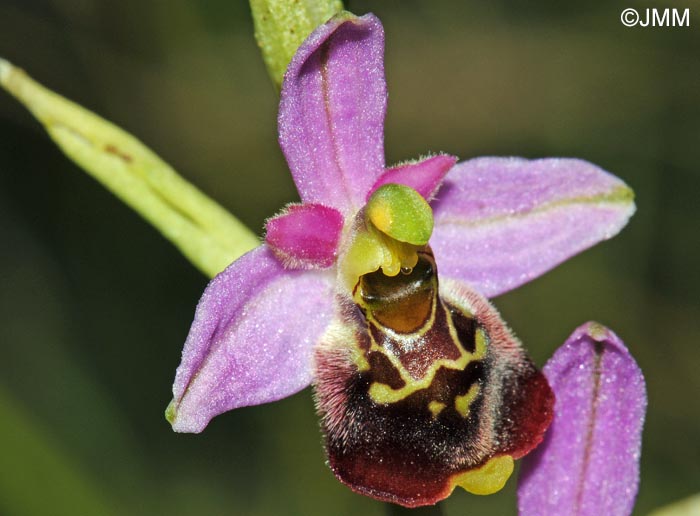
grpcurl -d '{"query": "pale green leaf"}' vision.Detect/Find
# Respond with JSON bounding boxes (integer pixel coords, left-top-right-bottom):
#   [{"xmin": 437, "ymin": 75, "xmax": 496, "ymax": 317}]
[
  {"xmin": 0, "ymin": 58, "xmax": 258, "ymax": 278},
  {"xmin": 648, "ymin": 493, "xmax": 700, "ymax": 516},
  {"xmin": 250, "ymin": 0, "xmax": 343, "ymax": 88}
]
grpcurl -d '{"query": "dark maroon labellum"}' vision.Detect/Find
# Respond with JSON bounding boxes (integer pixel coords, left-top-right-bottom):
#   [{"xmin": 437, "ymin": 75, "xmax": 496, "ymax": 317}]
[{"xmin": 314, "ymin": 249, "xmax": 554, "ymax": 507}]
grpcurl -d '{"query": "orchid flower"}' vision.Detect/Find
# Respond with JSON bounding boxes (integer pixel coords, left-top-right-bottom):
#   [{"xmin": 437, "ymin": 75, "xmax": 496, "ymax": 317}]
[{"xmin": 166, "ymin": 12, "xmax": 643, "ymax": 509}]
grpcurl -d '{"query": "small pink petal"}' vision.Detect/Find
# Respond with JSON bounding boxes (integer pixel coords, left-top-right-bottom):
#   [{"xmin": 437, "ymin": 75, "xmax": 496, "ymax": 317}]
[
  {"xmin": 431, "ymin": 157, "xmax": 635, "ymax": 298},
  {"xmin": 265, "ymin": 203, "xmax": 344, "ymax": 269},
  {"xmin": 279, "ymin": 13, "xmax": 387, "ymax": 213},
  {"xmin": 369, "ymin": 154, "xmax": 457, "ymax": 201},
  {"xmin": 518, "ymin": 322, "xmax": 646, "ymax": 516},
  {"xmin": 169, "ymin": 246, "xmax": 335, "ymax": 433}
]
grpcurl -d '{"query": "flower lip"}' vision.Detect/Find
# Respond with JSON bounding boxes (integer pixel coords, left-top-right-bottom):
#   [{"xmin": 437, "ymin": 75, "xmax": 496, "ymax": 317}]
[{"xmin": 315, "ymin": 251, "xmax": 554, "ymax": 507}]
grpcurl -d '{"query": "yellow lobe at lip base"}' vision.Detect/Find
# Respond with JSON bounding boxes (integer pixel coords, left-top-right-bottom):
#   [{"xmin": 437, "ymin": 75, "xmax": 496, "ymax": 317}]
[{"xmin": 452, "ymin": 455, "xmax": 514, "ymax": 495}]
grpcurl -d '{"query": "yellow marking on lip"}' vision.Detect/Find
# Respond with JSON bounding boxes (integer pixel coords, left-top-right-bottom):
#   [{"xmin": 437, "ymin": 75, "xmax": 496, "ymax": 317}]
[
  {"xmin": 366, "ymin": 301, "xmax": 489, "ymax": 405},
  {"xmin": 473, "ymin": 328, "xmax": 487, "ymax": 360},
  {"xmin": 454, "ymin": 383, "xmax": 480, "ymax": 418},
  {"xmin": 352, "ymin": 346, "xmax": 370, "ymax": 372},
  {"xmin": 326, "ymin": 319, "xmax": 371, "ymax": 372},
  {"xmin": 451, "ymin": 455, "xmax": 514, "ymax": 495},
  {"xmin": 367, "ymin": 349, "xmax": 468, "ymax": 404},
  {"xmin": 427, "ymin": 400, "xmax": 446, "ymax": 418}
]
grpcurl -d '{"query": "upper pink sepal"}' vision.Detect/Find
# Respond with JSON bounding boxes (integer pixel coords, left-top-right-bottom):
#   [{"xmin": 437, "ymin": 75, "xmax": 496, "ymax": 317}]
[
  {"xmin": 265, "ymin": 203, "xmax": 344, "ymax": 269},
  {"xmin": 430, "ymin": 157, "xmax": 635, "ymax": 298},
  {"xmin": 518, "ymin": 322, "xmax": 646, "ymax": 516},
  {"xmin": 368, "ymin": 154, "xmax": 457, "ymax": 201},
  {"xmin": 168, "ymin": 245, "xmax": 335, "ymax": 433},
  {"xmin": 278, "ymin": 13, "xmax": 387, "ymax": 213}
]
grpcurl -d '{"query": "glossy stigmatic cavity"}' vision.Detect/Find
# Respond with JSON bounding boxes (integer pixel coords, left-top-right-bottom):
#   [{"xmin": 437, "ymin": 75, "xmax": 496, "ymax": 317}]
[{"xmin": 314, "ymin": 249, "xmax": 554, "ymax": 507}]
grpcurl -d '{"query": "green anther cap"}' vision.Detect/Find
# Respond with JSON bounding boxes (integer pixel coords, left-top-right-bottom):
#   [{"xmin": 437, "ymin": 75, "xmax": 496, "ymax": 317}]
[{"xmin": 366, "ymin": 184, "xmax": 434, "ymax": 245}]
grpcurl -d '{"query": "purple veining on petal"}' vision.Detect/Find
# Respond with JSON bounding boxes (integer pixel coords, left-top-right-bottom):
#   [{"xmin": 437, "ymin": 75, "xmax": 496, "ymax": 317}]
[
  {"xmin": 369, "ymin": 154, "xmax": 457, "ymax": 201},
  {"xmin": 278, "ymin": 13, "xmax": 387, "ymax": 213},
  {"xmin": 265, "ymin": 203, "xmax": 344, "ymax": 269},
  {"xmin": 169, "ymin": 245, "xmax": 335, "ymax": 433},
  {"xmin": 517, "ymin": 322, "xmax": 646, "ymax": 516},
  {"xmin": 431, "ymin": 157, "xmax": 635, "ymax": 298}
]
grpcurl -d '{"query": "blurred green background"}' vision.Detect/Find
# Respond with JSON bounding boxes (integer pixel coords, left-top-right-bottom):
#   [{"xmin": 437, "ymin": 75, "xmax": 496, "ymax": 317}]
[{"xmin": 1, "ymin": 1, "xmax": 698, "ymax": 515}]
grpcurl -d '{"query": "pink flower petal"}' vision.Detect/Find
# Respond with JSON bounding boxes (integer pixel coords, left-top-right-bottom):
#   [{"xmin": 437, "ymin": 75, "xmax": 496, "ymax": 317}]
[
  {"xmin": 265, "ymin": 203, "xmax": 344, "ymax": 269},
  {"xmin": 369, "ymin": 154, "xmax": 457, "ymax": 201},
  {"xmin": 431, "ymin": 157, "xmax": 635, "ymax": 297},
  {"xmin": 278, "ymin": 13, "xmax": 387, "ymax": 213},
  {"xmin": 168, "ymin": 246, "xmax": 335, "ymax": 433},
  {"xmin": 518, "ymin": 322, "xmax": 646, "ymax": 516}
]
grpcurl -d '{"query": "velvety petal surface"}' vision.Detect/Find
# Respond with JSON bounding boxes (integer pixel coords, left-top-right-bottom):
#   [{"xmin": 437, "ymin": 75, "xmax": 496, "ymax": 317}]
[
  {"xmin": 265, "ymin": 203, "xmax": 344, "ymax": 269},
  {"xmin": 431, "ymin": 157, "xmax": 635, "ymax": 298},
  {"xmin": 369, "ymin": 154, "xmax": 457, "ymax": 201},
  {"xmin": 168, "ymin": 245, "xmax": 335, "ymax": 433},
  {"xmin": 517, "ymin": 322, "xmax": 646, "ymax": 516},
  {"xmin": 278, "ymin": 12, "xmax": 386, "ymax": 213}
]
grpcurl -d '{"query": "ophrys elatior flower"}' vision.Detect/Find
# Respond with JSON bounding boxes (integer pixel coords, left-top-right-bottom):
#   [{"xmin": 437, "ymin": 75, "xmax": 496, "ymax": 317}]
[{"xmin": 166, "ymin": 12, "xmax": 637, "ymax": 508}]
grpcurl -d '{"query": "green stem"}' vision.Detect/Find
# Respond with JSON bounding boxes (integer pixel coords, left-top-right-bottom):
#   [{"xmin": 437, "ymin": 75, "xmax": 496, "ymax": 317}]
[
  {"xmin": 250, "ymin": 0, "xmax": 344, "ymax": 88},
  {"xmin": 0, "ymin": 58, "xmax": 258, "ymax": 278}
]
